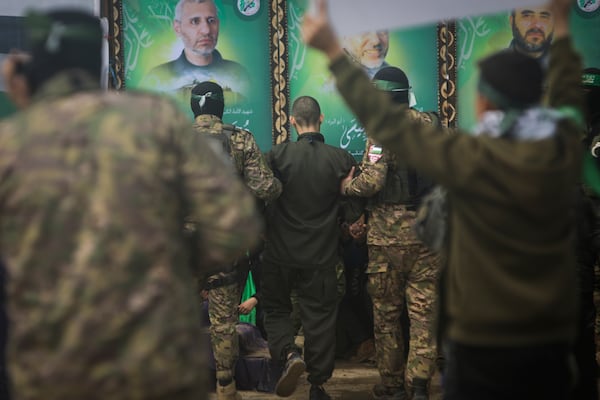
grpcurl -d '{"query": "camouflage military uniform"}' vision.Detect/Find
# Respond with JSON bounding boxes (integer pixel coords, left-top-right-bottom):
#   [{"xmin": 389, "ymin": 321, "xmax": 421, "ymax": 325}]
[
  {"xmin": 343, "ymin": 110, "xmax": 441, "ymax": 393},
  {"xmin": 194, "ymin": 114, "xmax": 281, "ymax": 382},
  {"xmin": 0, "ymin": 71, "xmax": 262, "ymax": 400}
]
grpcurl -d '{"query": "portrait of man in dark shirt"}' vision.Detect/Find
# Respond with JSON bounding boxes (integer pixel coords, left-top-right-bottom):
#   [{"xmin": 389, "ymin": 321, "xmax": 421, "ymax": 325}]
[{"xmin": 142, "ymin": 0, "xmax": 250, "ymax": 105}]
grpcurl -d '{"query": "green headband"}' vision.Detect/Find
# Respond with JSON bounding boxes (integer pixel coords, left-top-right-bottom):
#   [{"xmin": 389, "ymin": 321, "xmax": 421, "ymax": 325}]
[
  {"xmin": 25, "ymin": 11, "xmax": 100, "ymax": 54},
  {"xmin": 582, "ymin": 73, "xmax": 600, "ymax": 88},
  {"xmin": 372, "ymin": 79, "xmax": 410, "ymax": 92},
  {"xmin": 477, "ymin": 78, "xmax": 532, "ymax": 110}
]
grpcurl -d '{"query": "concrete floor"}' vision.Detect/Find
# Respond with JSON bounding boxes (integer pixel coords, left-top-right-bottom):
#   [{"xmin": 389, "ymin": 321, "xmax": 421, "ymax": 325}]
[
  {"xmin": 209, "ymin": 359, "xmax": 443, "ymax": 400},
  {"xmin": 209, "ymin": 357, "xmax": 600, "ymax": 399}
]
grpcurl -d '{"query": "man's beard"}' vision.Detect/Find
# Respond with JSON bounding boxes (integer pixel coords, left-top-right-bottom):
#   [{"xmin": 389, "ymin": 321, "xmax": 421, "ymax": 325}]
[
  {"xmin": 512, "ymin": 24, "xmax": 553, "ymax": 55},
  {"xmin": 359, "ymin": 49, "xmax": 387, "ymax": 69},
  {"xmin": 191, "ymin": 47, "xmax": 215, "ymax": 57}
]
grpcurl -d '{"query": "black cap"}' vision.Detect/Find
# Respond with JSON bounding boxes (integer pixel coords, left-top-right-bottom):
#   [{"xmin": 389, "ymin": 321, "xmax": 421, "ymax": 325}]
[{"xmin": 477, "ymin": 50, "xmax": 543, "ymax": 110}]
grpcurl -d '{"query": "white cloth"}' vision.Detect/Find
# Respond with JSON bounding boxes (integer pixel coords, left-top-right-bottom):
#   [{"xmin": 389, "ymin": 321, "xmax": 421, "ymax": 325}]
[{"xmin": 473, "ymin": 107, "xmax": 564, "ymax": 141}]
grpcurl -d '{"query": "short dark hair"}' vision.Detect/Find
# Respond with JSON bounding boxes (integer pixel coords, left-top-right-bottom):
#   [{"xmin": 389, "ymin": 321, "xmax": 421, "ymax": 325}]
[
  {"xmin": 22, "ymin": 9, "xmax": 103, "ymax": 94},
  {"xmin": 190, "ymin": 81, "xmax": 225, "ymax": 118},
  {"xmin": 291, "ymin": 96, "xmax": 321, "ymax": 127},
  {"xmin": 477, "ymin": 49, "xmax": 543, "ymax": 110}
]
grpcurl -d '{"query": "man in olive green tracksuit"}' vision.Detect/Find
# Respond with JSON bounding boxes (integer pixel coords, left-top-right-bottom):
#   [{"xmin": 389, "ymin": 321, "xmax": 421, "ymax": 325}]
[{"xmin": 262, "ymin": 96, "xmax": 362, "ymax": 400}]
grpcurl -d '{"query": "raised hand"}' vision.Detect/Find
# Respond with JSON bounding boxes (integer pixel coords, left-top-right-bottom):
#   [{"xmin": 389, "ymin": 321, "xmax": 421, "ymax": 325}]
[
  {"xmin": 549, "ymin": 0, "xmax": 573, "ymax": 38},
  {"xmin": 301, "ymin": 0, "xmax": 344, "ymax": 61}
]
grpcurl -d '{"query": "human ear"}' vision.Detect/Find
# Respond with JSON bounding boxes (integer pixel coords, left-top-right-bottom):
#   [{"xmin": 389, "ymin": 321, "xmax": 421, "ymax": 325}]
[{"xmin": 2, "ymin": 54, "xmax": 32, "ymax": 109}]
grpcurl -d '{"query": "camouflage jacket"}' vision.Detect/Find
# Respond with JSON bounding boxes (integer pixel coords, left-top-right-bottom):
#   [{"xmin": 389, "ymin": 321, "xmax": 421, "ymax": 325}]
[
  {"xmin": 0, "ymin": 70, "xmax": 261, "ymax": 400},
  {"xmin": 193, "ymin": 114, "xmax": 281, "ymax": 202},
  {"xmin": 343, "ymin": 110, "xmax": 436, "ymax": 247}
]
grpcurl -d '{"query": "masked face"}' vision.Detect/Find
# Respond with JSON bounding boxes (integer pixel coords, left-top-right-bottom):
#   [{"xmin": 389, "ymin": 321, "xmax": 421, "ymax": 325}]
[
  {"xmin": 174, "ymin": 1, "xmax": 220, "ymax": 61},
  {"xmin": 510, "ymin": 6, "xmax": 554, "ymax": 57},
  {"xmin": 343, "ymin": 30, "xmax": 389, "ymax": 69}
]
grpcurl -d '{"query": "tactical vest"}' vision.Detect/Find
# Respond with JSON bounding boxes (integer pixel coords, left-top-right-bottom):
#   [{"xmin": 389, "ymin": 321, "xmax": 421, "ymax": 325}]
[{"xmin": 370, "ymin": 111, "xmax": 441, "ymax": 210}]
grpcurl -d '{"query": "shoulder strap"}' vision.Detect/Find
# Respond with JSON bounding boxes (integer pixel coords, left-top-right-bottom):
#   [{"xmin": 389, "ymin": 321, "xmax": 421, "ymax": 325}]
[{"xmin": 221, "ymin": 123, "xmax": 239, "ymax": 139}]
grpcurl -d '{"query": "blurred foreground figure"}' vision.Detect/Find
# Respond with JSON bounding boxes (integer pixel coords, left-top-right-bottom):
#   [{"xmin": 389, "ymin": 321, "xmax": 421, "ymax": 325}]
[
  {"xmin": 0, "ymin": 8, "xmax": 261, "ymax": 400},
  {"xmin": 303, "ymin": 0, "xmax": 584, "ymax": 399}
]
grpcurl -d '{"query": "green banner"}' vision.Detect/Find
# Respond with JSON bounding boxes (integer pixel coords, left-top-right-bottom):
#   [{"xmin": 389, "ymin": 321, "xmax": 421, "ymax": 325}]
[
  {"xmin": 123, "ymin": 0, "xmax": 273, "ymax": 150},
  {"xmin": 457, "ymin": 4, "xmax": 600, "ymax": 131},
  {"xmin": 288, "ymin": 0, "xmax": 439, "ymax": 160}
]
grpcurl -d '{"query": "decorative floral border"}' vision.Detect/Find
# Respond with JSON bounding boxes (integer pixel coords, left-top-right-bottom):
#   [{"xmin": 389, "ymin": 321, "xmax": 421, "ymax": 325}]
[
  {"xmin": 437, "ymin": 21, "xmax": 457, "ymax": 128},
  {"xmin": 270, "ymin": 0, "xmax": 289, "ymax": 144},
  {"xmin": 104, "ymin": 0, "xmax": 125, "ymax": 89}
]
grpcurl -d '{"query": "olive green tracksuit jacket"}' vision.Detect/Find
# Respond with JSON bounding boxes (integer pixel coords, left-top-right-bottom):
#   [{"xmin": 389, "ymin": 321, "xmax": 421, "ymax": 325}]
[{"xmin": 330, "ymin": 37, "xmax": 584, "ymax": 347}]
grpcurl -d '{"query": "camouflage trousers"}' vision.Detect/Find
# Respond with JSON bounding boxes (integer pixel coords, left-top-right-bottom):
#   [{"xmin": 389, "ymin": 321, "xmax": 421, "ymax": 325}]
[
  {"xmin": 367, "ymin": 244, "xmax": 440, "ymax": 389},
  {"xmin": 208, "ymin": 278, "xmax": 241, "ymax": 381}
]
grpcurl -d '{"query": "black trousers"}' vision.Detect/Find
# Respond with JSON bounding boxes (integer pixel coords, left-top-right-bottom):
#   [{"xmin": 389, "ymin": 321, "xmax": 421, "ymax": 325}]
[
  {"xmin": 261, "ymin": 261, "xmax": 338, "ymax": 385},
  {"xmin": 572, "ymin": 290, "xmax": 598, "ymax": 400},
  {"xmin": 443, "ymin": 340, "xmax": 573, "ymax": 400}
]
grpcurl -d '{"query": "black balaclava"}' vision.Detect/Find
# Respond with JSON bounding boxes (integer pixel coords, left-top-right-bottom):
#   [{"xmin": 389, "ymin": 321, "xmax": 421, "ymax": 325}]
[
  {"xmin": 190, "ymin": 81, "xmax": 225, "ymax": 118},
  {"xmin": 373, "ymin": 66, "xmax": 410, "ymax": 105}
]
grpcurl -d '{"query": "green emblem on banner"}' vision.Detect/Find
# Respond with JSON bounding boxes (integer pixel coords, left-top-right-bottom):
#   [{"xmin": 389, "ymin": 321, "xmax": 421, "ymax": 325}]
[
  {"xmin": 238, "ymin": 0, "xmax": 259, "ymax": 17},
  {"xmin": 576, "ymin": 0, "xmax": 600, "ymax": 17}
]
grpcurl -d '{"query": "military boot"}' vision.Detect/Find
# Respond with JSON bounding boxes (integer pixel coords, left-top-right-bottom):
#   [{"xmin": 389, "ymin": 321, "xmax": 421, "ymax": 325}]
[
  {"xmin": 216, "ymin": 379, "xmax": 242, "ymax": 400},
  {"xmin": 411, "ymin": 377, "xmax": 429, "ymax": 400},
  {"xmin": 309, "ymin": 384, "xmax": 332, "ymax": 400},
  {"xmin": 373, "ymin": 383, "xmax": 408, "ymax": 400}
]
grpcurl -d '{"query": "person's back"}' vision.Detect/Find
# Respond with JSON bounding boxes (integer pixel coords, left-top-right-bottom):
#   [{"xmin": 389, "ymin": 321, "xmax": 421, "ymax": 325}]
[
  {"xmin": 189, "ymin": 81, "xmax": 279, "ymax": 400},
  {"xmin": 0, "ymin": 9, "xmax": 260, "ymax": 400},
  {"xmin": 261, "ymin": 96, "xmax": 360, "ymax": 400},
  {"xmin": 190, "ymin": 81, "xmax": 281, "ymax": 203},
  {"xmin": 340, "ymin": 66, "xmax": 442, "ymax": 399},
  {"xmin": 265, "ymin": 132, "xmax": 356, "ymax": 268}
]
